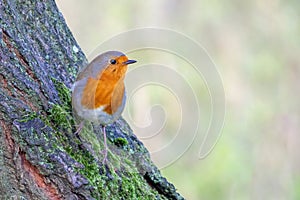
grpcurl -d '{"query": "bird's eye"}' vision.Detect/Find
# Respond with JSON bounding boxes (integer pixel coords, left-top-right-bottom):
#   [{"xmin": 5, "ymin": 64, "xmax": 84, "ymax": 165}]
[{"xmin": 110, "ymin": 59, "xmax": 117, "ymax": 65}]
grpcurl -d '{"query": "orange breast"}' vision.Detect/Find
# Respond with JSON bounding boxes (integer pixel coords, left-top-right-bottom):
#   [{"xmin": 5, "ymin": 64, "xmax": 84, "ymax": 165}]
[{"xmin": 80, "ymin": 64, "xmax": 127, "ymax": 115}]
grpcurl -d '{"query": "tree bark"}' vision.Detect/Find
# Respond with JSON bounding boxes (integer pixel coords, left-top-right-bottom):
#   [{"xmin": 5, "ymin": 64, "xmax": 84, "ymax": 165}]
[{"xmin": 0, "ymin": 1, "xmax": 184, "ymax": 200}]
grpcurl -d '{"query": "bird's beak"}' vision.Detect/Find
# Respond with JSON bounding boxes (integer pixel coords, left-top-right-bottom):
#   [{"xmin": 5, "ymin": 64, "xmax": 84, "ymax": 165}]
[{"xmin": 123, "ymin": 60, "xmax": 137, "ymax": 65}]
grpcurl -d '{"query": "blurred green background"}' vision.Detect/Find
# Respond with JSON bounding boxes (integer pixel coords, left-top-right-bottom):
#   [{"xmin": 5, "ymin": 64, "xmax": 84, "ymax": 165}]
[{"xmin": 57, "ymin": 1, "xmax": 300, "ymax": 199}]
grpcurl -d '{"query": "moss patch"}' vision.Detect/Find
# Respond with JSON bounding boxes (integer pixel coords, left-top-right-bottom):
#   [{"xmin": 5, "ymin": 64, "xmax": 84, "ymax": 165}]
[{"xmin": 113, "ymin": 137, "xmax": 128, "ymax": 147}]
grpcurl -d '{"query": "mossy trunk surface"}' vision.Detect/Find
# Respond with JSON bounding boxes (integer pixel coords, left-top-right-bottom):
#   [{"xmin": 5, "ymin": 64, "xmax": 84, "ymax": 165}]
[{"xmin": 0, "ymin": 0, "xmax": 184, "ymax": 199}]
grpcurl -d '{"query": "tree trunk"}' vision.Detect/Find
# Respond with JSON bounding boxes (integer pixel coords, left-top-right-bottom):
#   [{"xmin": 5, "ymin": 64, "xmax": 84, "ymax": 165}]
[{"xmin": 0, "ymin": 0, "xmax": 184, "ymax": 199}]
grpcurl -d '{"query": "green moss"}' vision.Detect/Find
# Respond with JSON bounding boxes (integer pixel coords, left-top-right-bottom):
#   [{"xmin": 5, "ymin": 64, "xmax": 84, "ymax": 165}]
[
  {"xmin": 82, "ymin": 162, "xmax": 161, "ymax": 199},
  {"xmin": 119, "ymin": 172, "xmax": 160, "ymax": 199},
  {"xmin": 47, "ymin": 104, "xmax": 73, "ymax": 130},
  {"xmin": 47, "ymin": 78, "xmax": 74, "ymax": 131},
  {"xmin": 64, "ymin": 130, "xmax": 161, "ymax": 199},
  {"xmin": 51, "ymin": 78, "xmax": 72, "ymax": 108},
  {"xmin": 113, "ymin": 137, "xmax": 128, "ymax": 147},
  {"xmin": 18, "ymin": 111, "xmax": 38, "ymax": 122}
]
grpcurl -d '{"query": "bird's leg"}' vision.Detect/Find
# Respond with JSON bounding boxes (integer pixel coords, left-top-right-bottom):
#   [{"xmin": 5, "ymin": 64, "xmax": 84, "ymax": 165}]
[
  {"xmin": 74, "ymin": 121, "xmax": 84, "ymax": 135},
  {"xmin": 102, "ymin": 125, "xmax": 108, "ymax": 164}
]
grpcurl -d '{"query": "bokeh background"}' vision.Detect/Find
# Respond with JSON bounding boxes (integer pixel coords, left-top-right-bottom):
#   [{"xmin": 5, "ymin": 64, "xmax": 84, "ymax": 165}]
[{"xmin": 57, "ymin": 1, "xmax": 300, "ymax": 199}]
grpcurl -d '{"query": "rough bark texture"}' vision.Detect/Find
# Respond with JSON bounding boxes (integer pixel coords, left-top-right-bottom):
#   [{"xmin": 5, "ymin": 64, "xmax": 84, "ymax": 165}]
[{"xmin": 0, "ymin": 0, "xmax": 184, "ymax": 199}]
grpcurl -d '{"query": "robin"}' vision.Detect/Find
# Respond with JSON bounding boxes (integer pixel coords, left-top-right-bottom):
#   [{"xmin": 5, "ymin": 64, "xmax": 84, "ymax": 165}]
[{"xmin": 72, "ymin": 51, "xmax": 136, "ymax": 163}]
